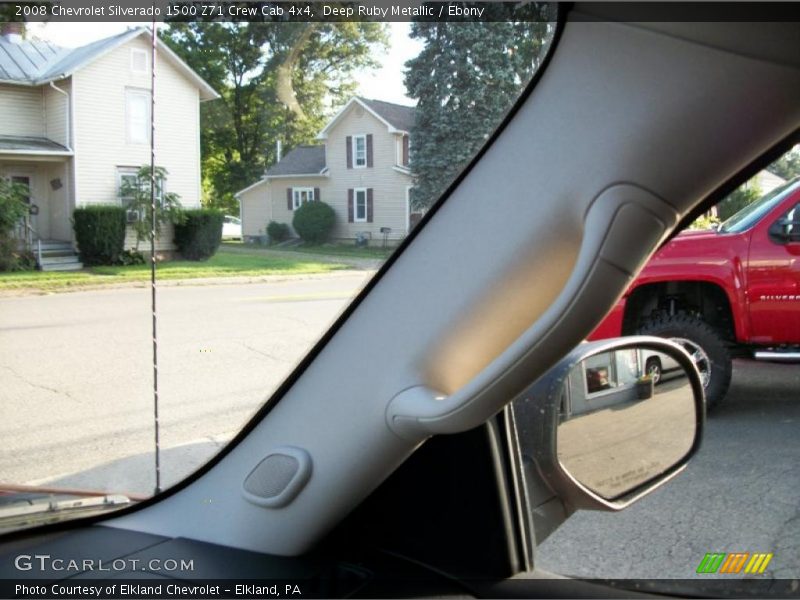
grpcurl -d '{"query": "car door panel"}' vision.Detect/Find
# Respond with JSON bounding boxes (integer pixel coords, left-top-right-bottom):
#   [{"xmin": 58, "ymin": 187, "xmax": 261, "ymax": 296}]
[{"xmin": 748, "ymin": 198, "xmax": 800, "ymax": 342}]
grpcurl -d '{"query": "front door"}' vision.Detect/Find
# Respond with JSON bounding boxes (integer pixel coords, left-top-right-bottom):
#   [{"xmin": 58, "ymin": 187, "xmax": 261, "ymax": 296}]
[{"xmin": 747, "ymin": 196, "xmax": 800, "ymax": 344}]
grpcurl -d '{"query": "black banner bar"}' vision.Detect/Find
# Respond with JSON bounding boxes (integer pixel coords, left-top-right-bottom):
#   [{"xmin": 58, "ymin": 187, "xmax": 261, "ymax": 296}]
[{"xmin": 3, "ymin": 2, "xmax": 800, "ymax": 23}]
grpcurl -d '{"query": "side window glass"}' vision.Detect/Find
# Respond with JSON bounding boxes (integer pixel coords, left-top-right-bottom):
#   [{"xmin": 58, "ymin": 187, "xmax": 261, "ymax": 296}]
[
  {"xmin": 4, "ymin": 14, "xmax": 555, "ymax": 533},
  {"xmin": 781, "ymin": 202, "xmax": 800, "ymax": 241}
]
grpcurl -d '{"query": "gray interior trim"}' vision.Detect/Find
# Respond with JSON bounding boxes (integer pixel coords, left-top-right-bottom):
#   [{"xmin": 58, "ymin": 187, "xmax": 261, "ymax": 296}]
[{"xmin": 109, "ymin": 18, "xmax": 800, "ymax": 557}]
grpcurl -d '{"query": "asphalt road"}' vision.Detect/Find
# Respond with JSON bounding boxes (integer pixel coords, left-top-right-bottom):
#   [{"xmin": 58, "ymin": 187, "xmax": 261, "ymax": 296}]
[
  {"xmin": 537, "ymin": 359, "xmax": 800, "ymax": 580},
  {"xmin": 0, "ymin": 274, "xmax": 370, "ymax": 494}
]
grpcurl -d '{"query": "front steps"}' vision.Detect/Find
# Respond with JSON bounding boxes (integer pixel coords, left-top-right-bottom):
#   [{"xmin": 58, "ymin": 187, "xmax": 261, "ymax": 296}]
[{"xmin": 36, "ymin": 240, "xmax": 83, "ymax": 272}]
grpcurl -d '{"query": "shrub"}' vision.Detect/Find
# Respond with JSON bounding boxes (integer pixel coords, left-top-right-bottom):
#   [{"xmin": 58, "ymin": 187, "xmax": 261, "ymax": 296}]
[
  {"xmin": 292, "ymin": 202, "xmax": 335, "ymax": 244},
  {"xmin": 0, "ymin": 178, "xmax": 33, "ymax": 271},
  {"xmin": 0, "ymin": 238, "xmax": 35, "ymax": 272},
  {"xmin": 119, "ymin": 165, "xmax": 185, "ymax": 249},
  {"xmin": 717, "ymin": 185, "xmax": 761, "ymax": 221},
  {"xmin": 173, "ymin": 209, "xmax": 224, "ymax": 260},
  {"xmin": 118, "ymin": 249, "xmax": 146, "ymax": 265},
  {"xmin": 266, "ymin": 221, "xmax": 291, "ymax": 244},
  {"xmin": 688, "ymin": 214, "xmax": 720, "ymax": 231},
  {"xmin": 73, "ymin": 205, "xmax": 127, "ymax": 266},
  {"xmin": 0, "ymin": 178, "xmax": 29, "ymax": 235}
]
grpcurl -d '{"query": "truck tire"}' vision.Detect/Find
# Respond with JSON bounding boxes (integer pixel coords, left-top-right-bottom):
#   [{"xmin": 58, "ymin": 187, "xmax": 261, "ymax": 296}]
[{"xmin": 637, "ymin": 313, "xmax": 732, "ymax": 411}]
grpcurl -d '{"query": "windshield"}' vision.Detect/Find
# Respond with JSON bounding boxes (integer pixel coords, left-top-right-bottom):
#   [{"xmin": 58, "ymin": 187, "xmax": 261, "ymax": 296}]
[
  {"xmin": 719, "ymin": 178, "xmax": 800, "ymax": 233},
  {"xmin": 1, "ymin": 11, "xmax": 554, "ymax": 532}
]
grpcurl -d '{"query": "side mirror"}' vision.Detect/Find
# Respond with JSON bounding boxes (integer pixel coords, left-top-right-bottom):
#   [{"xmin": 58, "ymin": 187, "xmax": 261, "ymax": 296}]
[
  {"xmin": 768, "ymin": 218, "xmax": 800, "ymax": 244},
  {"xmin": 510, "ymin": 336, "xmax": 704, "ymax": 520}
]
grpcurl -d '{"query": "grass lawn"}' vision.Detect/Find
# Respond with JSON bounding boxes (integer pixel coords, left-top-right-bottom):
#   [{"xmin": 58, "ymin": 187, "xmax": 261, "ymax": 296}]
[
  {"xmin": 0, "ymin": 247, "xmax": 350, "ymax": 293},
  {"xmin": 222, "ymin": 241, "xmax": 395, "ymax": 260}
]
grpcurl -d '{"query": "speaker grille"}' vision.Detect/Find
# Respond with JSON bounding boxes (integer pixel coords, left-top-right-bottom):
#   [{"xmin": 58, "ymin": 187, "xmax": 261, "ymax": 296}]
[{"xmin": 244, "ymin": 454, "xmax": 300, "ymax": 499}]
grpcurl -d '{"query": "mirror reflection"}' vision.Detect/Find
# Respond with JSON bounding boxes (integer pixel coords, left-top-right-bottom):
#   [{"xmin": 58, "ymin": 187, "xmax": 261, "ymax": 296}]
[{"xmin": 557, "ymin": 346, "xmax": 697, "ymax": 500}]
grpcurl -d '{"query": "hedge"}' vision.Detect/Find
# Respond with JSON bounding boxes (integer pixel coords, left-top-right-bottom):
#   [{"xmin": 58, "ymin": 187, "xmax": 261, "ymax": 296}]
[
  {"xmin": 266, "ymin": 221, "xmax": 291, "ymax": 244},
  {"xmin": 72, "ymin": 205, "xmax": 127, "ymax": 266},
  {"xmin": 173, "ymin": 209, "xmax": 224, "ymax": 260},
  {"xmin": 292, "ymin": 202, "xmax": 335, "ymax": 244}
]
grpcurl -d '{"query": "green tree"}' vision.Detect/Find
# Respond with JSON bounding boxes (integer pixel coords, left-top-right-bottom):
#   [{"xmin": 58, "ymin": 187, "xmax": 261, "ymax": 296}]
[
  {"xmin": 0, "ymin": 178, "xmax": 29, "ymax": 236},
  {"xmin": 160, "ymin": 21, "xmax": 388, "ymax": 215},
  {"xmin": 404, "ymin": 4, "xmax": 553, "ymax": 209},
  {"xmin": 767, "ymin": 148, "xmax": 800, "ymax": 181},
  {"xmin": 717, "ymin": 184, "xmax": 762, "ymax": 221},
  {"xmin": 0, "ymin": 178, "xmax": 34, "ymax": 271},
  {"xmin": 119, "ymin": 165, "xmax": 185, "ymax": 249}
]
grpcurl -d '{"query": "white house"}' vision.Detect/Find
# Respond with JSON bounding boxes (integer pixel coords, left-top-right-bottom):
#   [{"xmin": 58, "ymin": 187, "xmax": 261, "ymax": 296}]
[
  {"xmin": 0, "ymin": 24, "xmax": 218, "ymax": 269},
  {"xmin": 236, "ymin": 97, "xmax": 422, "ymax": 245}
]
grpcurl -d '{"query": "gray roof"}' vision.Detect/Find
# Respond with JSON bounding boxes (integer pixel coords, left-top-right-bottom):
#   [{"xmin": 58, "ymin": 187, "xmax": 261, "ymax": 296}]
[
  {"xmin": 0, "ymin": 29, "xmax": 217, "ymax": 100},
  {"xmin": 359, "ymin": 97, "xmax": 415, "ymax": 133},
  {"xmin": 265, "ymin": 145, "xmax": 326, "ymax": 177},
  {"xmin": 0, "ymin": 37, "xmax": 70, "ymax": 83},
  {"xmin": 0, "ymin": 135, "xmax": 71, "ymax": 154},
  {"xmin": 37, "ymin": 29, "xmax": 140, "ymax": 83}
]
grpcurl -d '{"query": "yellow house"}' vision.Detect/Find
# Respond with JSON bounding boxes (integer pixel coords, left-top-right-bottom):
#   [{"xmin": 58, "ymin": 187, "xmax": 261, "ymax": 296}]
[
  {"xmin": 236, "ymin": 97, "xmax": 420, "ymax": 245},
  {"xmin": 0, "ymin": 26, "xmax": 218, "ymax": 269}
]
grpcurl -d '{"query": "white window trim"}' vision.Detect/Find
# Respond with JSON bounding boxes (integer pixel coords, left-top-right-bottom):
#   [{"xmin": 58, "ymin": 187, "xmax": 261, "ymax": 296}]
[
  {"xmin": 354, "ymin": 187, "xmax": 368, "ymax": 223},
  {"xmin": 293, "ymin": 187, "xmax": 315, "ymax": 210},
  {"xmin": 396, "ymin": 136, "xmax": 402, "ymax": 166},
  {"xmin": 125, "ymin": 88, "xmax": 151, "ymax": 146},
  {"xmin": 117, "ymin": 167, "xmax": 165, "ymax": 207},
  {"xmin": 352, "ymin": 134, "xmax": 367, "ymax": 169},
  {"xmin": 117, "ymin": 168, "xmax": 139, "ymax": 206},
  {"xmin": 582, "ymin": 350, "xmax": 640, "ymax": 399},
  {"xmin": 405, "ymin": 186, "xmax": 412, "ymax": 232},
  {"xmin": 397, "ymin": 134, "xmax": 410, "ymax": 167},
  {"xmin": 131, "ymin": 48, "xmax": 149, "ymax": 74}
]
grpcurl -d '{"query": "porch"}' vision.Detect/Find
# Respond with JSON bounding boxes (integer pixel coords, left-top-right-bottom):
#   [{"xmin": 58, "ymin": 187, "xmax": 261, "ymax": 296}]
[{"xmin": 1, "ymin": 137, "xmax": 81, "ymax": 270}]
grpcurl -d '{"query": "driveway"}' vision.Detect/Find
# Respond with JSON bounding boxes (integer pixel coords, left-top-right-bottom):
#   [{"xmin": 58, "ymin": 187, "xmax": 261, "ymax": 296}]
[{"xmin": 537, "ymin": 359, "xmax": 800, "ymax": 580}]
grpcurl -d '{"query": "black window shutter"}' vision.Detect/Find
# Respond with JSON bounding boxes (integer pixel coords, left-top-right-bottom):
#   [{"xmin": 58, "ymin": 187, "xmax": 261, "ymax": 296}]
[
  {"xmin": 314, "ymin": 187, "xmax": 320, "ymax": 202},
  {"xmin": 347, "ymin": 189, "xmax": 354, "ymax": 223},
  {"xmin": 366, "ymin": 134, "xmax": 373, "ymax": 168},
  {"xmin": 367, "ymin": 188, "xmax": 374, "ymax": 223},
  {"xmin": 346, "ymin": 136, "xmax": 352, "ymax": 169},
  {"xmin": 287, "ymin": 188, "xmax": 293, "ymax": 210},
  {"xmin": 402, "ymin": 135, "xmax": 409, "ymax": 166}
]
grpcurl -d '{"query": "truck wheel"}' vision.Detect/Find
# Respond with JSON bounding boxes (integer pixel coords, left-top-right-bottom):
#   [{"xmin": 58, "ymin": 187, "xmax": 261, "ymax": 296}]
[{"xmin": 637, "ymin": 313, "xmax": 732, "ymax": 411}]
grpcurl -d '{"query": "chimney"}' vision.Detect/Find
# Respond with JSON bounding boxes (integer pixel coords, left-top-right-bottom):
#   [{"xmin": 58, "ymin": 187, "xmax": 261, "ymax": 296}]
[
  {"xmin": 1, "ymin": 22, "xmax": 25, "ymax": 43},
  {"xmin": 276, "ymin": 140, "xmax": 282, "ymax": 162}
]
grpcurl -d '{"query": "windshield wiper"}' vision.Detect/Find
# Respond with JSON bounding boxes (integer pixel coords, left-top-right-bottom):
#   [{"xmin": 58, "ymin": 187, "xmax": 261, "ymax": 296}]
[{"xmin": 0, "ymin": 484, "xmax": 145, "ymax": 532}]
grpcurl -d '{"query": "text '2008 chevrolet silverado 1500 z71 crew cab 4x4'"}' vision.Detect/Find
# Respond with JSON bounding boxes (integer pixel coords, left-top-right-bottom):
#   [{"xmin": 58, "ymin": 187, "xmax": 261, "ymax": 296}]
[{"xmin": 590, "ymin": 178, "xmax": 800, "ymax": 409}]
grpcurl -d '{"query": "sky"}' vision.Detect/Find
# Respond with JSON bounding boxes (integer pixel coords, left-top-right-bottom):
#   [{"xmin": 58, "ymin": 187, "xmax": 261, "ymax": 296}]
[{"xmin": 26, "ymin": 22, "xmax": 423, "ymax": 106}]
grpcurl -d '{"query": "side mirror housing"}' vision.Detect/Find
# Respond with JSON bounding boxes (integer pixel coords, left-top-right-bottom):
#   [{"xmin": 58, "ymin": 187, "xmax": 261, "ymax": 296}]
[
  {"xmin": 768, "ymin": 218, "xmax": 800, "ymax": 244},
  {"xmin": 509, "ymin": 336, "xmax": 705, "ymax": 538}
]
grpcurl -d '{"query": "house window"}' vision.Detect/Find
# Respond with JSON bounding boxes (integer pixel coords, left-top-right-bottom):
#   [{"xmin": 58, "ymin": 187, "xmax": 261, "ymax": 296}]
[
  {"xmin": 293, "ymin": 187, "xmax": 315, "ymax": 209},
  {"xmin": 126, "ymin": 89, "xmax": 150, "ymax": 145},
  {"xmin": 353, "ymin": 135, "xmax": 367, "ymax": 168},
  {"xmin": 583, "ymin": 350, "xmax": 639, "ymax": 397},
  {"xmin": 398, "ymin": 134, "xmax": 410, "ymax": 167},
  {"xmin": 354, "ymin": 188, "xmax": 367, "ymax": 222},
  {"xmin": 118, "ymin": 168, "xmax": 164, "ymax": 207},
  {"xmin": 131, "ymin": 49, "xmax": 148, "ymax": 75}
]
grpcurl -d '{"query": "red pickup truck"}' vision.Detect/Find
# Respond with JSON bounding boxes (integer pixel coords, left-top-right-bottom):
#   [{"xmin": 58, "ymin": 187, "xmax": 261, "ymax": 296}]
[{"xmin": 589, "ymin": 178, "xmax": 800, "ymax": 409}]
